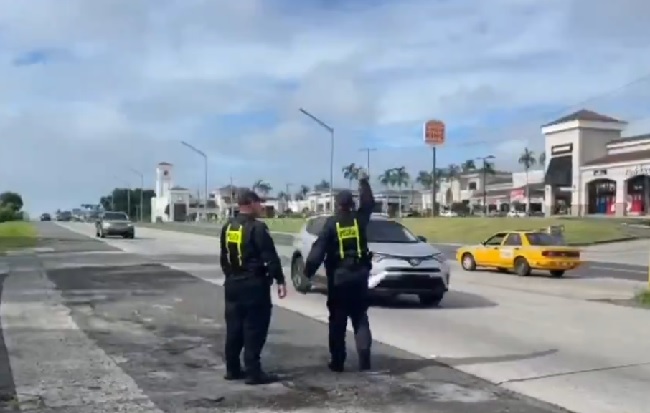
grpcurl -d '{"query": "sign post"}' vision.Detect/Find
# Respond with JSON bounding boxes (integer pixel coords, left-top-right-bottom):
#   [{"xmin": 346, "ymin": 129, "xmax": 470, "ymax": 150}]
[{"xmin": 424, "ymin": 120, "xmax": 446, "ymax": 217}]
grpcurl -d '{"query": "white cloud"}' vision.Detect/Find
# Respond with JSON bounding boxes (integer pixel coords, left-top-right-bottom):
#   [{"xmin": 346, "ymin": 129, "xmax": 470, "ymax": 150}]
[{"xmin": 1, "ymin": 0, "xmax": 650, "ymax": 213}]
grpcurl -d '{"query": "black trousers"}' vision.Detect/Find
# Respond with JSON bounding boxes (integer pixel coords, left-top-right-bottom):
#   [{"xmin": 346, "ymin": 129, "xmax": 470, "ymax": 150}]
[
  {"xmin": 224, "ymin": 277, "xmax": 272, "ymax": 375},
  {"xmin": 326, "ymin": 277, "xmax": 372, "ymax": 364}
]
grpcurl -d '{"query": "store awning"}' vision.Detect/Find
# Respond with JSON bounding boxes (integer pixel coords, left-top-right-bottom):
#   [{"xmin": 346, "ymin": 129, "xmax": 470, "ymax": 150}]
[{"xmin": 544, "ymin": 155, "xmax": 572, "ymax": 187}]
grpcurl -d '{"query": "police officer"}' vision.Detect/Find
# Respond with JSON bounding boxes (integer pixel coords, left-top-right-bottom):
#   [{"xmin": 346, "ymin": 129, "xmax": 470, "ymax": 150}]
[
  {"xmin": 303, "ymin": 173, "xmax": 375, "ymax": 372},
  {"xmin": 219, "ymin": 189, "xmax": 287, "ymax": 385}
]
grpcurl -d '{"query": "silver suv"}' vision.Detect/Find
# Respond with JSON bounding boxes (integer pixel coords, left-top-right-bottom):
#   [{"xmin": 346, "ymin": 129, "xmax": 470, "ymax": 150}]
[{"xmin": 290, "ymin": 214, "xmax": 450, "ymax": 306}]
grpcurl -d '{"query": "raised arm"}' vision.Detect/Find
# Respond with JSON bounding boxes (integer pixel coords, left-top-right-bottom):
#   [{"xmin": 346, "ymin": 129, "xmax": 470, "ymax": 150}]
[{"xmin": 357, "ymin": 174, "xmax": 376, "ymax": 225}]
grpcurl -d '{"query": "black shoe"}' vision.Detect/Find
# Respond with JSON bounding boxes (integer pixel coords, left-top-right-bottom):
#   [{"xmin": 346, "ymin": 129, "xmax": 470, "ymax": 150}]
[
  {"xmin": 224, "ymin": 370, "xmax": 246, "ymax": 381},
  {"xmin": 245, "ymin": 371, "xmax": 279, "ymax": 385},
  {"xmin": 328, "ymin": 361, "xmax": 344, "ymax": 373},
  {"xmin": 358, "ymin": 351, "xmax": 371, "ymax": 371}
]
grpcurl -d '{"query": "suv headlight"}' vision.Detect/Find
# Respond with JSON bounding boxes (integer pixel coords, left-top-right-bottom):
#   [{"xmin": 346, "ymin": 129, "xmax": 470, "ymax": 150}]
[{"xmin": 429, "ymin": 253, "xmax": 445, "ymax": 263}]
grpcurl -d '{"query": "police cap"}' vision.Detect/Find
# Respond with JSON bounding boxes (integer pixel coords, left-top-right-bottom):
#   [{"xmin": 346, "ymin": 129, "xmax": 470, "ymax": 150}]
[
  {"xmin": 335, "ymin": 190, "xmax": 355, "ymax": 208},
  {"xmin": 237, "ymin": 189, "xmax": 262, "ymax": 206}
]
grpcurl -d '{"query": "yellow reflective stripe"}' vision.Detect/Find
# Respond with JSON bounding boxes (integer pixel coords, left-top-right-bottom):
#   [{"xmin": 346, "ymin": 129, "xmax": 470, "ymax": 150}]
[
  {"xmin": 335, "ymin": 219, "xmax": 362, "ymax": 258},
  {"xmin": 225, "ymin": 224, "xmax": 243, "ymax": 266},
  {"xmin": 354, "ymin": 219, "xmax": 361, "ymax": 257},
  {"xmin": 225, "ymin": 224, "xmax": 231, "ymax": 264}
]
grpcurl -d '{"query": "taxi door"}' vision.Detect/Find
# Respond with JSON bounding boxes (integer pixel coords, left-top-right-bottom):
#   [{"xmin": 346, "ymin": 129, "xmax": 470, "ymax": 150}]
[
  {"xmin": 475, "ymin": 233, "xmax": 507, "ymax": 266},
  {"xmin": 497, "ymin": 233, "xmax": 523, "ymax": 268}
]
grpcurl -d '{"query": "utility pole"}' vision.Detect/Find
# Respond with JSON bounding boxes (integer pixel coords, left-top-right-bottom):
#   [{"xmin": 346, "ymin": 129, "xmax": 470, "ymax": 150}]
[
  {"xmin": 359, "ymin": 147, "xmax": 376, "ymax": 178},
  {"xmin": 286, "ymin": 182, "xmax": 293, "ymax": 209},
  {"xmin": 476, "ymin": 155, "xmax": 495, "ymax": 215}
]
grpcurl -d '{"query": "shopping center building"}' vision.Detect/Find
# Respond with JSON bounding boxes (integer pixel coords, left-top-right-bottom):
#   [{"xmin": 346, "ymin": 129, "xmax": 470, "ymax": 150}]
[{"xmin": 543, "ymin": 109, "xmax": 650, "ymax": 216}]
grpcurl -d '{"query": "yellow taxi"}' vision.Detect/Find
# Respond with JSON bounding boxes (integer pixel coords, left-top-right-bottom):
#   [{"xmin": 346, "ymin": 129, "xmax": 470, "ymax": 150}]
[{"xmin": 456, "ymin": 230, "xmax": 581, "ymax": 277}]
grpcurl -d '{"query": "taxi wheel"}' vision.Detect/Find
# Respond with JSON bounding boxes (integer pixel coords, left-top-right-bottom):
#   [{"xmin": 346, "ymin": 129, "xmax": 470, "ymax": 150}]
[
  {"xmin": 291, "ymin": 256, "xmax": 311, "ymax": 294},
  {"xmin": 461, "ymin": 253, "xmax": 476, "ymax": 271},
  {"xmin": 514, "ymin": 257, "xmax": 531, "ymax": 276},
  {"xmin": 550, "ymin": 270, "xmax": 565, "ymax": 278}
]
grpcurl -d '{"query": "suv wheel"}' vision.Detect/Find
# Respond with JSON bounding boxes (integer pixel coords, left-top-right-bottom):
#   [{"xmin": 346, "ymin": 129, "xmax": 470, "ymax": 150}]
[{"xmin": 291, "ymin": 256, "xmax": 311, "ymax": 294}]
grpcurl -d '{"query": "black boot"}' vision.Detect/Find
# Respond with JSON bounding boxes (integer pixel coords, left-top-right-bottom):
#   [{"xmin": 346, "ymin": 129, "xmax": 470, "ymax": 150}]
[
  {"xmin": 224, "ymin": 370, "xmax": 246, "ymax": 380},
  {"xmin": 245, "ymin": 371, "xmax": 279, "ymax": 385},
  {"xmin": 328, "ymin": 360, "xmax": 344, "ymax": 373},
  {"xmin": 358, "ymin": 350, "xmax": 371, "ymax": 371}
]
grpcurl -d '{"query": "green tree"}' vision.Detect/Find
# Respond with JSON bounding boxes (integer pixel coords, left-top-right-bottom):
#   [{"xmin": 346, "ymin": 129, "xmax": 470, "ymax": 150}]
[
  {"xmin": 0, "ymin": 191, "xmax": 23, "ymax": 212},
  {"xmin": 461, "ymin": 159, "xmax": 476, "ymax": 173},
  {"xmin": 252, "ymin": 179, "xmax": 272, "ymax": 196},
  {"xmin": 342, "ymin": 163, "xmax": 361, "ymax": 187},
  {"xmin": 416, "ymin": 170, "xmax": 433, "ymax": 189},
  {"xmin": 313, "ymin": 180, "xmax": 330, "ymax": 192},
  {"xmin": 518, "ymin": 147, "xmax": 537, "ymax": 213},
  {"xmin": 539, "ymin": 151, "xmax": 546, "ymax": 166},
  {"xmin": 100, "ymin": 188, "xmax": 155, "ymax": 220}
]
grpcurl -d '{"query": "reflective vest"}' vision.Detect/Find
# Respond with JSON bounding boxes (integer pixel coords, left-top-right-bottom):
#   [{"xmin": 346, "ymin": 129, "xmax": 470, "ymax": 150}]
[
  {"xmin": 335, "ymin": 218, "xmax": 363, "ymax": 261},
  {"xmin": 225, "ymin": 222, "xmax": 244, "ymax": 268}
]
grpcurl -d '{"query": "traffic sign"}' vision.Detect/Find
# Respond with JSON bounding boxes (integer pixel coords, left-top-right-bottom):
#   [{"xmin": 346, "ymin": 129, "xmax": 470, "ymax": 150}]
[{"xmin": 424, "ymin": 120, "xmax": 445, "ymax": 146}]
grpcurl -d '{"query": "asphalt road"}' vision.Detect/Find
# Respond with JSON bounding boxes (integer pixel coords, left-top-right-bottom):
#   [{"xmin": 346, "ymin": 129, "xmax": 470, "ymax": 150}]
[
  {"xmin": 0, "ymin": 223, "xmax": 569, "ymax": 413},
  {"xmin": 137, "ymin": 222, "xmax": 649, "ymax": 282}
]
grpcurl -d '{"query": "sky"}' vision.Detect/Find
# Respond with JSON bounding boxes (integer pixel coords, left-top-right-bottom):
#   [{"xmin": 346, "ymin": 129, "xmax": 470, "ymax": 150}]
[{"xmin": 2, "ymin": 0, "xmax": 650, "ymax": 214}]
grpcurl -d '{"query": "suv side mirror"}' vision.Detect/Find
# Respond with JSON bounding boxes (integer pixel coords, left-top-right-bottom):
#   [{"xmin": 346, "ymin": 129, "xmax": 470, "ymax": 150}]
[{"xmin": 417, "ymin": 235, "xmax": 427, "ymax": 243}]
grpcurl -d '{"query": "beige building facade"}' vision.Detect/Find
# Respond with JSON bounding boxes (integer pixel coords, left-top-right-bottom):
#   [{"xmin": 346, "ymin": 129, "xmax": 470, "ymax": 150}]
[{"xmin": 543, "ymin": 109, "xmax": 650, "ymax": 216}]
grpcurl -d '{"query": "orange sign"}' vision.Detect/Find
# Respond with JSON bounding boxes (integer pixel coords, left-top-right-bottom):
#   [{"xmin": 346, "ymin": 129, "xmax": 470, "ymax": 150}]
[{"xmin": 424, "ymin": 120, "xmax": 445, "ymax": 146}]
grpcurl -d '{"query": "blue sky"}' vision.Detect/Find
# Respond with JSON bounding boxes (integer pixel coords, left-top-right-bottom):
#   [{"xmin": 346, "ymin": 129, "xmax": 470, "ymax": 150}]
[{"xmin": 1, "ymin": 0, "xmax": 650, "ymax": 214}]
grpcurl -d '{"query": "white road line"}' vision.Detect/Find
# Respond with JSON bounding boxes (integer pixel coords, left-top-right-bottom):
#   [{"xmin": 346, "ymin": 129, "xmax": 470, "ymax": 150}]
[
  {"xmin": 0, "ymin": 265, "xmax": 164, "ymax": 412},
  {"xmin": 590, "ymin": 265, "xmax": 647, "ymax": 274}
]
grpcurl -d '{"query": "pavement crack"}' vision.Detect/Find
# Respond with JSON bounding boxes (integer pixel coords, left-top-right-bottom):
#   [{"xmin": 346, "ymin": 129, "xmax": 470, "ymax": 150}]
[{"xmin": 497, "ymin": 361, "xmax": 650, "ymax": 384}]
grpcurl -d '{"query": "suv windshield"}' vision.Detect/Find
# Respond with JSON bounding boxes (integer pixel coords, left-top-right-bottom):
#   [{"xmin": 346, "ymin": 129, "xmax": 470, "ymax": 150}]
[
  {"xmin": 525, "ymin": 232, "xmax": 566, "ymax": 246},
  {"xmin": 367, "ymin": 220, "xmax": 418, "ymax": 243},
  {"xmin": 103, "ymin": 212, "xmax": 129, "ymax": 221}
]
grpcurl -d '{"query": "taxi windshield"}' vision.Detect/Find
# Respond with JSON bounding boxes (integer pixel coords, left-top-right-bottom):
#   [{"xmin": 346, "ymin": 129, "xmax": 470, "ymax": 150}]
[{"xmin": 525, "ymin": 232, "xmax": 566, "ymax": 246}]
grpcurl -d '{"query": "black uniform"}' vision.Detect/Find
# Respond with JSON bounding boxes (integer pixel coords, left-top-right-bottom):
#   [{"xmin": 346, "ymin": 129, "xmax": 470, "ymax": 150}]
[
  {"xmin": 304, "ymin": 177, "xmax": 375, "ymax": 371},
  {"xmin": 219, "ymin": 201, "xmax": 285, "ymax": 384}
]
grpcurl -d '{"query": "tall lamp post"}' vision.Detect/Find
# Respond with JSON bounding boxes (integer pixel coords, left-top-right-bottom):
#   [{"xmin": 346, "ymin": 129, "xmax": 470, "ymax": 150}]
[
  {"xmin": 128, "ymin": 167, "xmax": 145, "ymax": 222},
  {"xmin": 181, "ymin": 141, "xmax": 208, "ymax": 221},
  {"xmin": 477, "ymin": 155, "xmax": 495, "ymax": 214},
  {"xmin": 299, "ymin": 108, "xmax": 334, "ymax": 213}
]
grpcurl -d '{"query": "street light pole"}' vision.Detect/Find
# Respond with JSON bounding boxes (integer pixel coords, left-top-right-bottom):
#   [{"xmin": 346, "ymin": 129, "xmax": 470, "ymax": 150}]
[
  {"xmin": 476, "ymin": 155, "xmax": 495, "ymax": 215},
  {"xmin": 128, "ymin": 167, "xmax": 145, "ymax": 222},
  {"xmin": 181, "ymin": 141, "xmax": 208, "ymax": 222},
  {"xmin": 359, "ymin": 147, "xmax": 376, "ymax": 178},
  {"xmin": 299, "ymin": 108, "xmax": 334, "ymax": 213}
]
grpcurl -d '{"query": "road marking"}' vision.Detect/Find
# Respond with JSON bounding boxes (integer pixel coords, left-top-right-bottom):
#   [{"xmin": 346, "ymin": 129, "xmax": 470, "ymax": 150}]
[
  {"xmin": 0, "ymin": 266, "xmax": 164, "ymax": 412},
  {"xmin": 590, "ymin": 265, "xmax": 647, "ymax": 274}
]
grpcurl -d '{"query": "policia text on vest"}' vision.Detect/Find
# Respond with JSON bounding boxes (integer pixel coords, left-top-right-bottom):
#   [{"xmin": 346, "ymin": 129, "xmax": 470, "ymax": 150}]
[
  {"xmin": 219, "ymin": 208, "xmax": 287, "ymax": 385},
  {"xmin": 303, "ymin": 176, "xmax": 375, "ymax": 372}
]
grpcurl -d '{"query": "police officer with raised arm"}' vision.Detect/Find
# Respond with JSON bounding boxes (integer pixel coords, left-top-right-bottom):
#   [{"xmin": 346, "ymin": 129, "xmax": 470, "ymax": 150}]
[
  {"xmin": 220, "ymin": 189, "xmax": 287, "ymax": 385},
  {"xmin": 303, "ymin": 171, "xmax": 376, "ymax": 372}
]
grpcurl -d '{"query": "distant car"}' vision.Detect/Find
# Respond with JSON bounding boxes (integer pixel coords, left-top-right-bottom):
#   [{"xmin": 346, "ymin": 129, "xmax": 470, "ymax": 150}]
[
  {"xmin": 440, "ymin": 210, "xmax": 458, "ymax": 217},
  {"xmin": 507, "ymin": 210, "xmax": 527, "ymax": 218},
  {"xmin": 40, "ymin": 213, "xmax": 52, "ymax": 221},
  {"xmin": 95, "ymin": 211, "xmax": 135, "ymax": 239},
  {"xmin": 456, "ymin": 230, "xmax": 581, "ymax": 278},
  {"xmin": 289, "ymin": 213, "xmax": 450, "ymax": 307}
]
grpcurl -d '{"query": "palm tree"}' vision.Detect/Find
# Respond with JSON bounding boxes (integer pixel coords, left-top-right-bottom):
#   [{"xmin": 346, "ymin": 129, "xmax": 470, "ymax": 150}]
[
  {"xmin": 416, "ymin": 170, "xmax": 433, "ymax": 189},
  {"xmin": 378, "ymin": 169, "xmax": 395, "ymax": 213},
  {"xmin": 518, "ymin": 147, "xmax": 537, "ymax": 213},
  {"xmin": 294, "ymin": 184, "xmax": 310, "ymax": 200},
  {"xmin": 392, "ymin": 167, "xmax": 410, "ymax": 218},
  {"xmin": 277, "ymin": 191, "xmax": 290, "ymax": 201},
  {"xmin": 539, "ymin": 151, "xmax": 546, "ymax": 166},
  {"xmin": 342, "ymin": 163, "xmax": 361, "ymax": 188},
  {"xmin": 461, "ymin": 159, "xmax": 476, "ymax": 173},
  {"xmin": 479, "ymin": 161, "xmax": 496, "ymax": 175},
  {"xmin": 447, "ymin": 164, "xmax": 460, "ymax": 181},
  {"xmin": 252, "ymin": 179, "xmax": 272, "ymax": 196},
  {"xmin": 313, "ymin": 180, "xmax": 330, "ymax": 192}
]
